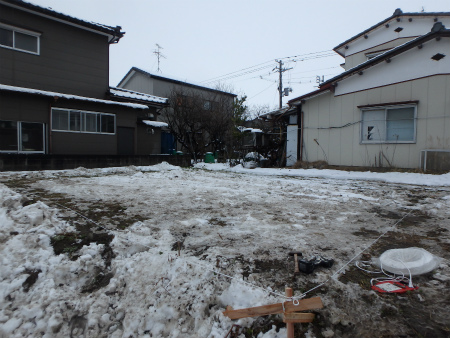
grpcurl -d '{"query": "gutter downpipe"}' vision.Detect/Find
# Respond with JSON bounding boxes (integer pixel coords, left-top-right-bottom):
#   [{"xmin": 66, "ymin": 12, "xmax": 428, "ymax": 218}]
[{"xmin": 299, "ymin": 105, "xmax": 304, "ymax": 162}]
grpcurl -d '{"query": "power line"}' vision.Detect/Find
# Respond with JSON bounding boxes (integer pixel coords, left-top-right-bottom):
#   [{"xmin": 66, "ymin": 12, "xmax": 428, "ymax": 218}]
[
  {"xmin": 200, "ymin": 59, "xmax": 274, "ymax": 84},
  {"xmin": 201, "ymin": 50, "xmax": 338, "ymax": 84},
  {"xmin": 248, "ymin": 82, "xmax": 277, "ymax": 100}
]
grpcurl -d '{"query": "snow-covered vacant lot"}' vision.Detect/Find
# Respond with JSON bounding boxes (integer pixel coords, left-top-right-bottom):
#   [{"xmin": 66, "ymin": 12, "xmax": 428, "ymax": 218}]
[{"xmin": 1, "ymin": 163, "xmax": 449, "ymax": 338}]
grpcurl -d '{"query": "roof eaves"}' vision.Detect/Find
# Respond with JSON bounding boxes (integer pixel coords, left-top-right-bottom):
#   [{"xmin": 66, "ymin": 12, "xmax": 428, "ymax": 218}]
[
  {"xmin": 288, "ymin": 84, "xmax": 332, "ymax": 106},
  {"xmin": 0, "ymin": 84, "xmax": 148, "ymax": 109},
  {"xmin": 109, "ymin": 86, "xmax": 169, "ymax": 106},
  {"xmin": 323, "ymin": 24, "xmax": 450, "ymax": 87},
  {"xmin": 333, "ymin": 9, "xmax": 450, "ymax": 55},
  {"xmin": 1, "ymin": 0, "xmax": 124, "ymax": 43},
  {"xmin": 132, "ymin": 67, "xmax": 237, "ymax": 97}
]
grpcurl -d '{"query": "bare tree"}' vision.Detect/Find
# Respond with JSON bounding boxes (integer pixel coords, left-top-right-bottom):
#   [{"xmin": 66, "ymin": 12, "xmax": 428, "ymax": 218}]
[
  {"xmin": 161, "ymin": 86, "xmax": 235, "ymax": 162},
  {"xmin": 247, "ymin": 105, "xmax": 288, "ymax": 167}
]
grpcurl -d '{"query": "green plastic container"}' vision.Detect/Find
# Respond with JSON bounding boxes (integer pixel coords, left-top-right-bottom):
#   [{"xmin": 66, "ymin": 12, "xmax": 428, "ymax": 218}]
[{"xmin": 204, "ymin": 152, "xmax": 215, "ymax": 163}]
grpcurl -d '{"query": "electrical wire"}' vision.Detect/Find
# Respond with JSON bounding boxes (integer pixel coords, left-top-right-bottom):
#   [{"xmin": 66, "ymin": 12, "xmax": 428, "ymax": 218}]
[{"xmin": 201, "ymin": 50, "xmax": 338, "ymax": 84}]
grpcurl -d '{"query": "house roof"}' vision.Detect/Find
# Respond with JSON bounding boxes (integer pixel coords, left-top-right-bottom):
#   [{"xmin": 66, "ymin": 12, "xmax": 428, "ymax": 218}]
[
  {"xmin": 258, "ymin": 107, "xmax": 291, "ymax": 120},
  {"xmin": 333, "ymin": 8, "xmax": 450, "ymax": 56},
  {"xmin": 118, "ymin": 67, "xmax": 237, "ymax": 97},
  {"xmin": 289, "ymin": 22, "xmax": 450, "ymax": 105},
  {"xmin": 1, "ymin": 0, "xmax": 124, "ymax": 43},
  {"xmin": 287, "ymin": 85, "xmax": 332, "ymax": 106},
  {"xmin": 0, "ymin": 84, "xmax": 149, "ymax": 109},
  {"xmin": 109, "ymin": 87, "xmax": 168, "ymax": 106}
]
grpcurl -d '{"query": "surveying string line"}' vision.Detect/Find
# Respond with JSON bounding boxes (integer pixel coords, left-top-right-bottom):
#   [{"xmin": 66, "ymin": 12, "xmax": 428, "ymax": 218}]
[
  {"xmin": 295, "ymin": 209, "xmax": 414, "ymax": 300},
  {"xmin": 52, "ymin": 195, "xmax": 416, "ymax": 305},
  {"xmin": 183, "ymin": 208, "xmax": 415, "ymax": 304}
]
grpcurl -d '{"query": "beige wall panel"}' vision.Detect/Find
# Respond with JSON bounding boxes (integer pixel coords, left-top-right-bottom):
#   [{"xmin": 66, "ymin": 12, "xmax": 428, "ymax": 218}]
[
  {"xmin": 425, "ymin": 76, "xmax": 447, "ymax": 148},
  {"xmin": 124, "ymin": 73, "xmax": 154, "ymax": 94},
  {"xmin": 329, "ymin": 96, "xmax": 342, "ymax": 164},
  {"xmin": 339, "ymin": 95, "xmax": 356, "ymax": 165},
  {"xmin": 303, "ymin": 75, "xmax": 449, "ymax": 169},
  {"xmin": 380, "ymin": 85, "xmax": 396, "ymax": 103},
  {"xmin": 367, "ymin": 87, "xmax": 382, "ymax": 105},
  {"xmin": 412, "ymin": 78, "xmax": 429, "ymax": 149},
  {"xmin": 317, "ymin": 94, "xmax": 331, "ymax": 162},
  {"xmin": 394, "ymin": 81, "xmax": 412, "ymax": 102}
]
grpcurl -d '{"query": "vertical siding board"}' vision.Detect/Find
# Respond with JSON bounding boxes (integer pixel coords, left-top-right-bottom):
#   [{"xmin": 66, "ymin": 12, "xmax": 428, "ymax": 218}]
[
  {"xmin": 339, "ymin": 94, "xmax": 354, "ymax": 166},
  {"xmin": 426, "ymin": 76, "xmax": 446, "ymax": 149}
]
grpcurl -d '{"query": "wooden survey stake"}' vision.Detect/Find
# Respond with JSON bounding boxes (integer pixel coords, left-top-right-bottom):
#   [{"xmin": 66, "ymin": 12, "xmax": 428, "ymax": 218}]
[
  {"xmin": 222, "ymin": 296, "xmax": 323, "ymax": 320},
  {"xmin": 283, "ymin": 312, "xmax": 315, "ymax": 323},
  {"xmin": 285, "ymin": 288, "xmax": 294, "ymax": 338}
]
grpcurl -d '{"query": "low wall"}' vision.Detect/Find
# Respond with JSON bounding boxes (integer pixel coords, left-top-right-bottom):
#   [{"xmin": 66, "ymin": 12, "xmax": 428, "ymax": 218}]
[{"xmin": 0, "ymin": 154, "xmax": 191, "ymax": 172}]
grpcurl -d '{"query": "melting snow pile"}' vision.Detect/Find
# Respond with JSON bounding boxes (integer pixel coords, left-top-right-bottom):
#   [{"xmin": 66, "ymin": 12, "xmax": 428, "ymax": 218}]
[{"xmin": 0, "ymin": 183, "xmax": 284, "ymax": 338}]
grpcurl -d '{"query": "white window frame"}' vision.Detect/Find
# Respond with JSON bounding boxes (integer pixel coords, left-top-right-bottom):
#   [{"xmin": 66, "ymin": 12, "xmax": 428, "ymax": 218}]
[
  {"xmin": 0, "ymin": 23, "xmax": 40, "ymax": 55},
  {"xmin": 360, "ymin": 104, "xmax": 417, "ymax": 144},
  {"xmin": 51, "ymin": 108, "xmax": 116, "ymax": 135},
  {"xmin": 0, "ymin": 120, "xmax": 45, "ymax": 154}
]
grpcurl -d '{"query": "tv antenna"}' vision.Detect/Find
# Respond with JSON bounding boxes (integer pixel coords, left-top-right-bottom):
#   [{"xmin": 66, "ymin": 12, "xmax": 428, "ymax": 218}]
[{"xmin": 153, "ymin": 44, "xmax": 166, "ymax": 72}]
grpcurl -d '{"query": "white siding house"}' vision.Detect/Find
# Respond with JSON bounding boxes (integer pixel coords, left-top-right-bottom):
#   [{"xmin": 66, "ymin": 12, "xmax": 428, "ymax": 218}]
[{"xmin": 288, "ymin": 9, "xmax": 450, "ymax": 171}]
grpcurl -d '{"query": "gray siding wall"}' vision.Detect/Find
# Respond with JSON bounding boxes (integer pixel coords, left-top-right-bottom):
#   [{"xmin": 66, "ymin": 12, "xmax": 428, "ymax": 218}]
[
  {"xmin": 136, "ymin": 125, "xmax": 161, "ymax": 155},
  {"xmin": 0, "ymin": 4, "xmax": 110, "ymax": 99},
  {"xmin": 0, "ymin": 92, "xmax": 151, "ymax": 155},
  {"xmin": 302, "ymin": 74, "xmax": 450, "ymax": 169},
  {"xmin": 51, "ymin": 132, "xmax": 117, "ymax": 155},
  {"xmin": 0, "ymin": 92, "xmax": 49, "ymax": 123}
]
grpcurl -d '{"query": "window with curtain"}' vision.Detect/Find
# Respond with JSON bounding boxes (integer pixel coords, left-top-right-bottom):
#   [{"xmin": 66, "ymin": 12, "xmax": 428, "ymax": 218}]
[{"xmin": 361, "ymin": 106, "xmax": 416, "ymax": 143}]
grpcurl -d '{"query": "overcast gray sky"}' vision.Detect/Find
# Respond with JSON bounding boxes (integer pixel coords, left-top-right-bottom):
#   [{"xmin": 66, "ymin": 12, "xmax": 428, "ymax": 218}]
[{"xmin": 28, "ymin": 0, "xmax": 449, "ymax": 109}]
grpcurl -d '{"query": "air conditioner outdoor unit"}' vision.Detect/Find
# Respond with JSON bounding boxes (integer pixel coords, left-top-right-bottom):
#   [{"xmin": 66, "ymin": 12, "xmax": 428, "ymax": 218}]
[{"xmin": 420, "ymin": 149, "xmax": 450, "ymax": 172}]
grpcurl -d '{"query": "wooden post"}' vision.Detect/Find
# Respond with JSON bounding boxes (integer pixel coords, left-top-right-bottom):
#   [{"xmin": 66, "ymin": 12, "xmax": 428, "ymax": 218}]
[{"xmin": 286, "ymin": 287, "xmax": 294, "ymax": 338}]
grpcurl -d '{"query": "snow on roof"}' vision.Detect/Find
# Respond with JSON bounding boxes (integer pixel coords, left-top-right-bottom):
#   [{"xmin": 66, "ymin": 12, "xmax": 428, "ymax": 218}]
[
  {"xmin": 142, "ymin": 120, "xmax": 169, "ymax": 128},
  {"xmin": 109, "ymin": 87, "xmax": 168, "ymax": 105},
  {"xmin": 242, "ymin": 128, "xmax": 263, "ymax": 133},
  {"xmin": 4, "ymin": 0, "xmax": 124, "ymax": 42},
  {"xmin": 0, "ymin": 84, "xmax": 148, "ymax": 109}
]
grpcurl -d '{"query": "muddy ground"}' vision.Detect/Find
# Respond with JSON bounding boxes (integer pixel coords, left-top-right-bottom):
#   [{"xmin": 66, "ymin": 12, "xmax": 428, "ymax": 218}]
[{"xmin": 1, "ymin": 166, "xmax": 450, "ymax": 338}]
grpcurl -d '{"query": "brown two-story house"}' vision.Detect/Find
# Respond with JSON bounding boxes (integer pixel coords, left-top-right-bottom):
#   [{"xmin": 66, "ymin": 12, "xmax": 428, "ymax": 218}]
[{"xmin": 0, "ymin": 0, "xmax": 168, "ymax": 157}]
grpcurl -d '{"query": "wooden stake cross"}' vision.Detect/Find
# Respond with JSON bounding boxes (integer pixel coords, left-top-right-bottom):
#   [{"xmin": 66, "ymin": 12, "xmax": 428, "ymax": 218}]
[
  {"xmin": 223, "ymin": 287, "xmax": 323, "ymax": 338},
  {"xmin": 222, "ymin": 295, "xmax": 322, "ymax": 320}
]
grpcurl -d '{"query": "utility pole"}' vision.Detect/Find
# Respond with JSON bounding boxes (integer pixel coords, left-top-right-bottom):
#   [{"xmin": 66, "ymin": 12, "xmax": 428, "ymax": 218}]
[
  {"xmin": 153, "ymin": 44, "xmax": 166, "ymax": 73},
  {"xmin": 273, "ymin": 60, "xmax": 293, "ymax": 109}
]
